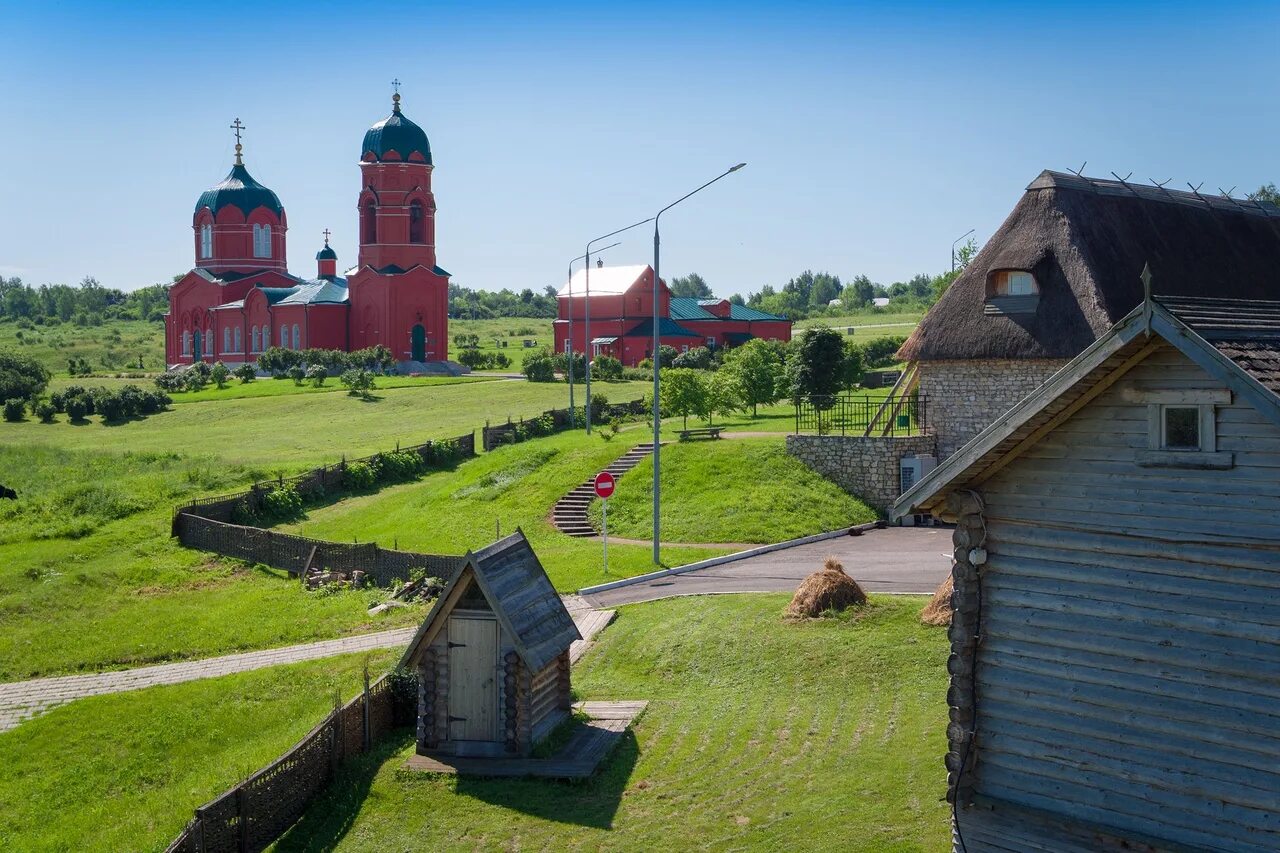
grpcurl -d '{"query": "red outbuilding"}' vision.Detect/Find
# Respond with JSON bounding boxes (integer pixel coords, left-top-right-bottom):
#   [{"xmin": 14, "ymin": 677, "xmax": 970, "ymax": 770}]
[
  {"xmin": 553, "ymin": 264, "xmax": 791, "ymax": 367},
  {"xmin": 165, "ymin": 92, "xmax": 451, "ymax": 368}
]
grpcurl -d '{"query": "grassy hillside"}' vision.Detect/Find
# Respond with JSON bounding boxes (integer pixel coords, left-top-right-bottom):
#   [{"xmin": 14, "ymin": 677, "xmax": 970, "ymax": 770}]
[
  {"xmin": 448, "ymin": 316, "xmax": 553, "ymax": 363},
  {"xmin": 0, "ymin": 650, "xmax": 393, "ymax": 851},
  {"xmin": 588, "ymin": 437, "xmax": 879, "ymax": 543},
  {"xmin": 281, "ymin": 430, "xmax": 728, "ymax": 591},
  {"xmin": 0, "ymin": 318, "xmax": 165, "ymax": 375},
  {"xmin": 276, "ymin": 595, "xmax": 950, "ymax": 852},
  {"xmin": 0, "ymin": 378, "xmax": 650, "ymax": 468}
]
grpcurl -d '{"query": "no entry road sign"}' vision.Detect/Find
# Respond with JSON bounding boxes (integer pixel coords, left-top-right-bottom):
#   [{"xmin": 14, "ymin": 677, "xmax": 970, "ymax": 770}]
[{"xmin": 594, "ymin": 471, "xmax": 616, "ymax": 500}]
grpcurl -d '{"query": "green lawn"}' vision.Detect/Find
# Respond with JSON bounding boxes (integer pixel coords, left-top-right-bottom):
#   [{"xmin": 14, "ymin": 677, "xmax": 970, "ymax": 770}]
[
  {"xmin": 0, "ymin": 444, "xmax": 428, "ymax": 680},
  {"xmin": 0, "ymin": 650, "xmax": 395, "ymax": 852},
  {"xmin": 43, "ymin": 373, "xmax": 503, "ymax": 403},
  {"xmin": 448, "ymin": 316, "xmax": 553, "ymax": 362},
  {"xmin": 274, "ymin": 594, "xmax": 950, "ymax": 852},
  {"xmin": 588, "ymin": 437, "xmax": 879, "ymax": 543},
  {"xmin": 0, "ymin": 318, "xmax": 165, "ymax": 375},
  {"xmin": 280, "ymin": 430, "xmax": 728, "ymax": 591},
  {"xmin": 0, "ymin": 378, "xmax": 651, "ymax": 468}
]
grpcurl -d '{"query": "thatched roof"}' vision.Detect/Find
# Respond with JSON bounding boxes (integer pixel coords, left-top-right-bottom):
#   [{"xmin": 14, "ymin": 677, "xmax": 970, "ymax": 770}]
[{"xmin": 900, "ymin": 170, "xmax": 1280, "ymax": 361}]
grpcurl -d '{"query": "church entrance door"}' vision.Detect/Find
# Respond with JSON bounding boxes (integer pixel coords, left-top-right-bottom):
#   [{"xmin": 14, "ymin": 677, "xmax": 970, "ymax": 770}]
[{"xmin": 411, "ymin": 324, "xmax": 426, "ymax": 362}]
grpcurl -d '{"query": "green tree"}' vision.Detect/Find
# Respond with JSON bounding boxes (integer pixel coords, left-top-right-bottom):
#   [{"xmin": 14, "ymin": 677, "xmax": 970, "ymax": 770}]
[
  {"xmin": 0, "ymin": 350, "xmax": 50, "ymax": 402},
  {"xmin": 722, "ymin": 338, "xmax": 785, "ymax": 417},
  {"xmin": 1251, "ymin": 183, "xmax": 1280, "ymax": 205},
  {"xmin": 840, "ymin": 274, "xmax": 876, "ymax": 311},
  {"xmin": 669, "ymin": 273, "xmax": 713, "ymax": 298},
  {"xmin": 787, "ymin": 326, "xmax": 846, "ymax": 404},
  {"xmin": 522, "ymin": 349, "xmax": 557, "ymax": 382},
  {"xmin": 210, "ymin": 361, "xmax": 230, "ymax": 389},
  {"xmin": 703, "ymin": 369, "xmax": 744, "ymax": 426},
  {"xmin": 659, "ymin": 368, "xmax": 707, "ymax": 429}
]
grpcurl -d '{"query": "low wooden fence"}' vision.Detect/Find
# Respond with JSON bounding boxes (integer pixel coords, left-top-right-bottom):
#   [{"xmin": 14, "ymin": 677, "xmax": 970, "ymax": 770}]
[
  {"xmin": 174, "ymin": 515, "xmax": 462, "ymax": 586},
  {"xmin": 482, "ymin": 398, "xmax": 650, "ymax": 451},
  {"xmin": 165, "ymin": 671, "xmax": 413, "ymax": 853},
  {"xmin": 173, "ymin": 431, "xmax": 477, "ymax": 527}
]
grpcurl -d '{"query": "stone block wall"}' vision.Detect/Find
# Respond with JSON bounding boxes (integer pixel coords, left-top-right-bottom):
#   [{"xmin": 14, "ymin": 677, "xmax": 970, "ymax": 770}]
[
  {"xmin": 919, "ymin": 358, "xmax": 1067, "ymax": 459},
  {"xmin": 786, "ymin": 433, "xmax": 938, "ymax": 512}
]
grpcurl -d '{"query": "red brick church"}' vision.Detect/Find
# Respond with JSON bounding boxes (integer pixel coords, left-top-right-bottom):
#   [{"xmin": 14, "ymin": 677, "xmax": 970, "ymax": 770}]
[{"xmin": 164, "ymin": 90, "xmax": 451, "ymax": 368}]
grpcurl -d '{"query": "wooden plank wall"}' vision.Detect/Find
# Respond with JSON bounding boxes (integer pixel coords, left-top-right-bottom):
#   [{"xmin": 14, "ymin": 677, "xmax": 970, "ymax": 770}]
[{"xmin": 966, "ymin": 343, "xmax": 1280, "ymax": 851}]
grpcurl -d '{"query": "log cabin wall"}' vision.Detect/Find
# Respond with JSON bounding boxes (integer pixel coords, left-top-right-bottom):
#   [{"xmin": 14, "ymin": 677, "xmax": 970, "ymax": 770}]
[
  {"xmin": 955, "ymin": 342, "xmax": 1280, "ymax": 851},
  {"xmin": 529, "ymin": 653, "xmax": 570, "ymax": 746}
]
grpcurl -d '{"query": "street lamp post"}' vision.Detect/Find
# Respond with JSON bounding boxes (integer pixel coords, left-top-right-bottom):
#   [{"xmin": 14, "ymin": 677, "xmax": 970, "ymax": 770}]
[
  {"xmin": 951, "ymin": 228, "xmax": 975, "ymax": 272},
  {"xmin": 565, "ymin": 243, "xmax": 620, "ymax": 427},
  {"xmin": 651, "ymin": 162, "xmax": 746, "ymax": 565},
  {"xmin": 584, "ymin": 218, "xmax": 654, "ymax": 433}
]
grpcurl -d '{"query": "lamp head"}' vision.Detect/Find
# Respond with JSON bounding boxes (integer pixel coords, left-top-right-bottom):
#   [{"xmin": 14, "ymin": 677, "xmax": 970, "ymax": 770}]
[{"xmin": 729, "ymin": 162, "xmax": 747, "ymax": 173}]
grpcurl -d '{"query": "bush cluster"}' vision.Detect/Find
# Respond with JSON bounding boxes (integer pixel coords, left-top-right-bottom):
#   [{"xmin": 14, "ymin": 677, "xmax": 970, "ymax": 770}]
[
  {"xmin": 340, "ymin": 368, "xmax": 376, "ymax": 398},
  {"xmin": 257, "ymin": 345, "xmax": 395, "ymax": 378},
  {"xmin": 3, "ymin": 399, "xmax": 25, "ymax": 422},
  {"xmin": 260, "ymin": 483, "xmax": 303, "ymax": 521},
  {"xmin": 522, "ymin": 349, "xmax": 557, "ymax": 382},
  {"xmin": 511, "ymin": 413, "xmax": 556, "ymax": 442},
  {"xmin": 590, "ymin": 355, "xmax": 623, "ymax": 380},
  {"xmin": 155, "ymin": 361, "xmax": 214, "ymax": 393},
  {"xmin": 49, "ymin": 384, "xmax": 170, "ymax": 423},
  {"xmin": 457, "ymin": 349, "xmax": 512, "ymax": 370},
  {"xmin": 342, "ymin": 441, "xmax": 461, "ymax": 492}
]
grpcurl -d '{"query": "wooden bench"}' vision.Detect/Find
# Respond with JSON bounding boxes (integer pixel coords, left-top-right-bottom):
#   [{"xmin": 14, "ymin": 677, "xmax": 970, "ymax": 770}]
[{"xmin": 678, "ymin": 427, "xmax": 722, "ymax": 441}]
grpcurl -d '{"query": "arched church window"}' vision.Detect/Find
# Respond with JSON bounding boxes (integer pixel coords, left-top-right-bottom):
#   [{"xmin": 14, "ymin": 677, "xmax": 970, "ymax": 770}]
[
  {"xmin": 234, "ymin": 327, "xmax": 242, "ymax": 353},
  {"xmin": 206, "ymin": 327, "xmax": 213, "ymax": 355},
  {"xmin": 223, "ymin": 327, "xmax": 231, "ymax": 353},
  {"xmin": 182, "ymin": 331, "xmax": 191, "ymax": 355},
  {"xmin": 361, "ymin": 200, "xmax": 377, "ymax": 244},
  {"xmin": 409, "ymin": 201, "xmax": 425, "ymax": 244},
  {"xmin": 252, "ymin": 224, "xmax": 272, "ymax": 259},
  {"xmin": 263, "ymin": 325, "xmax": 270, "ymax": 348},
  {"xmin": 200, "ymin": 224, "xmax": 213, "ymax": 259},
  {"xmin": 281, "ymin": 324, "xmax": 289, "ymax": 349},
  {"xmin": 292, "ymin": 324, "xmax": 301, "ymax": 350},
  {"xmin": 252, "ymin": 326, "xmax": 260, "ymax": 353}
]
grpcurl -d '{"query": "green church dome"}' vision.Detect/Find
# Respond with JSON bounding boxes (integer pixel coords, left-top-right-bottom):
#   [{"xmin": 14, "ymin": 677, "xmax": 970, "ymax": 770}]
[
  {"xmin": 362, "ymin": 95, "xmax": 432, "ymax": 164},
  {"xmin": 195, "ymin": 163, "xmax": 284, "ymax": 217},
  {"xmin": 316, "ymin": 243, "xmax": 337, "ymax": 261}
]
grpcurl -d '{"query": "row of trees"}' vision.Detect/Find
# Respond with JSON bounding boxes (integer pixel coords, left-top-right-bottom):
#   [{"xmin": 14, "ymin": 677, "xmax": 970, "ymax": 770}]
[{"xmin": 0, "ymin": 277, "xmax": 170, "ymax": 325}]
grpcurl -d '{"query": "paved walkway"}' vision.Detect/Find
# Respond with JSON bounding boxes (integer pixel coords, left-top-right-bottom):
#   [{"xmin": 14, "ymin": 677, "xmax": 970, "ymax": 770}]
[
  {"xmin": 582, "ymin": 526, "xmax": 952, "ymax": 608},
  {"xmin": 0, "ymin": 595, "xmax": 608, "ymax": 733}
]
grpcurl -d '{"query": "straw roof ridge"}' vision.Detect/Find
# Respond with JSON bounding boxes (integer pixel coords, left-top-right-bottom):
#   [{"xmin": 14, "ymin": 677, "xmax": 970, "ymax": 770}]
[{"xmin": 899, "ymin": 170, "xmax": 1280, "ymax": 362}]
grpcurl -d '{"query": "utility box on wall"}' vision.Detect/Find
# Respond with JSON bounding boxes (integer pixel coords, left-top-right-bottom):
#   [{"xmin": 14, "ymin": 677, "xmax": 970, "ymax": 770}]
[{"xmin": 900, "ymin": 454, "xmax": 938, "ymax": 495}]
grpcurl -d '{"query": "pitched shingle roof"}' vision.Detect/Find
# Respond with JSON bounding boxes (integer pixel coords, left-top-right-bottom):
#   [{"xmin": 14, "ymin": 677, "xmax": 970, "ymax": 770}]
[
  {"xmin": 399, "ymin": 531, "xmax": 580, "ymax": 673},
  {"xmin": 1161, "ymin": 295, "xmax": 1280, "ymax": 394}
]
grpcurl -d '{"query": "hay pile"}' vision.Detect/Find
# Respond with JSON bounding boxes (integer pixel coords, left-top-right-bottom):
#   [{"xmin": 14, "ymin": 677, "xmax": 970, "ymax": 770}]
[
  {"xmin": 785, "ymin": 557, "xmax": 867, "ymax": 618},
  {"xmin": 919, "ymin": 575, "xmax": 954, "ymax": 626}
]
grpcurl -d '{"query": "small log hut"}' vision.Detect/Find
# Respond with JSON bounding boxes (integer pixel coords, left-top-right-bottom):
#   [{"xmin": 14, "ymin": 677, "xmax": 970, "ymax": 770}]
[{"xmin": 398, "ymin": 530, "xmax": 581, "ymax": 758}]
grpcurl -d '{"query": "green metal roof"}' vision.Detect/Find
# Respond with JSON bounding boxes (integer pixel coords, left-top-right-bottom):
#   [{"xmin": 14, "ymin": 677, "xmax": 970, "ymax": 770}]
[
  {"xmin": 728, "ymin": 303, "xmax": 786, "ymax": 321},
  {"xmin": 316, "ymin": 243, "xmax": 337, "ymax": 261},
  {"xmin": 668, "ymin": 297, "xmax": 717, "ymax": 321},
  {"xmin": 194, "ymin": 163, "xmax": 284, "ymax": 217},
  {"xmin": 260, "ymin": 287, "xmax": 298, "ymax": 305},
  {"xmin": 362, "ymin": 104, "xmax": 432, "ymax": 164},
  {"xmin": 624, "ymin": 317, "xmax": 702, "ymax": 339}
]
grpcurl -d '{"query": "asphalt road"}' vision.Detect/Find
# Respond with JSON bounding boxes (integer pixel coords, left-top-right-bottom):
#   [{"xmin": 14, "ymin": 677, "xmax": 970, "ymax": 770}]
[{"xmin": 582, "ymin": 525, "xmax": 953, "ymax": 608}]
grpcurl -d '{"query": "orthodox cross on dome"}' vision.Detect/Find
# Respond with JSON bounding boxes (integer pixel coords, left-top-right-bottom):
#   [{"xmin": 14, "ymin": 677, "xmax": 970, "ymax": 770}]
[
  {"xmin": 323, "ymin": 227, "xmax": 332, "ymax": 245},
  {"xmin": 391, "ymin": 78, "xmax": 402, "ymax": 111},
  {"xmin": 230, "ymin": 117, "xmax": 246, "ymax": 165}
]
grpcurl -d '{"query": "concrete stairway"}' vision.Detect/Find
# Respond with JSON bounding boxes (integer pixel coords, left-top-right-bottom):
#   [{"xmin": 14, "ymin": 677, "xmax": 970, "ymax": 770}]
[{"xmin": 552, "ymin": 443, "xmax": 658, "ymax": 537}]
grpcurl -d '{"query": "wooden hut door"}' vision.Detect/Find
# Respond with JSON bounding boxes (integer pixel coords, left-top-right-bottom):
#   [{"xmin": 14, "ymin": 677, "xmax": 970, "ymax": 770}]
[{"xmin": 447, "ymin": 616, "xmax": 499, "ymax": 742}]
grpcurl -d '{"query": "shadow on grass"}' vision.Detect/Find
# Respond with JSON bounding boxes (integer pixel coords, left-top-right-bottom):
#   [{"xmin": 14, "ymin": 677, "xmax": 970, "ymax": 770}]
[{"xmin": 275, "ymin": 728, "xmax": 640, "ymax": 848}]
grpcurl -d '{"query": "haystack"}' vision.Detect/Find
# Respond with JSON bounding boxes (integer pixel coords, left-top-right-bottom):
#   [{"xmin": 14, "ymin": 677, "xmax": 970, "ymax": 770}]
[
  {"xmin": 919, "ymin": 575, "xmax": 954, "ymax": 627},
  {"xmin": 786, "ymin": 557, "xmax": 867, "ymax": 618}
]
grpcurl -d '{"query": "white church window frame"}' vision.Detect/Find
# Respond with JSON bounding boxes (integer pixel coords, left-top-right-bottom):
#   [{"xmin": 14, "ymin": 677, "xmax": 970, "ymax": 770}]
[
  {"xmin": 200, "ymin": 224, "xmax": 213, "ymax": 259},
  {"xmin": 292, "ymin": 324, "xmax": 301, "ymax": 350}
]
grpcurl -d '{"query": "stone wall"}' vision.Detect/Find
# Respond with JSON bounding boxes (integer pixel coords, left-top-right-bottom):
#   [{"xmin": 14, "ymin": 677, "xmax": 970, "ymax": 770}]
[
  {"xmin": 785, "ymin": 433, "xmax": 938, "ymax": 513},
  {"xmin": 919, "ymin": 358, "xmax": 1067, "ymax": 459}
]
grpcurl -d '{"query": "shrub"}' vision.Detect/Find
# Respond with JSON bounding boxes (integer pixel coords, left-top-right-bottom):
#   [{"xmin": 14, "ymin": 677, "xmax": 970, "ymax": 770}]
[
  {"xmin": 591, "ymin": 355, "xmax": 623, "ymax": 380},
  {"xmin": 656, "ymin": 344, "xmax": 679, "ymax": 369},
  {"xmin": 257, "ymin": 346, "xmax": 302, "ymax": 376},
  {"xmin": 340, "ymin": 368, "xmax": 376, "ymax": 398},
  {"xmin": 379, "ymin": 450, "xmax": 424, "ymax": 482},
  {"xmin": 347, "ymin": 345, "xmax": 395, "ymax": 374},
  {"xmin": 67, "ymin": 356, "xmax": 92, "ymax": 376},
  {"xmin": 457, "ymin": 349, "xmax": 512, "ymax": 370},
  {"xmin": 3, "ymin": 398, "xmax": 26, "ymax": 421},
  {"xmin": 0, "ymin": 350, "xmax": 51, "ymax": 402},
  {"xmin": 423, "ymin": 439, "xmax": 459, "ymax": 467},
  {"xmin": 210, "ymin": 361, "xmax": 230, "ymax": 389},
  {"xmin": 858, "ymin": 335, "xmax": 908, "ymax": 370},
  {"xmin": 554, "ymin": 350, "xmax": 586, "ymax": 381},
  {"xmin": 64, "ymin": 396, "xmax": 88, "ymax": 421},
  {"xmin": 621, "ymin": 367, "xmax": 650, "ymax": 381},
  {"xmin": 589, "ymin": 392, "xmax": 609, "ymax": 425},
  {"xmin": 672, "ymin": 346, "xmax": 713, "ymax": 370},
  {"xmin": 522, "ymin": 349, "xmax": 557, "ymax": 382},
  {"xmin": 94, "ymin": 391, "xmax": 125, "ymax": 423},
  {"xmin": 305, "ymin": 364, "xmax": 327, "ymax": 387},
  {"xmin": 234, "ymin": 364, "xmax": 256, "ymax": 383},
  {"xmin": 154, "ymin": 372, "xmax": 186, "ymax": 393},
  {"xmin": 183, "ymin": 361, "xmax": 212, "ymax": 392},
  {"xmin": 344, "ymin": 460, "xmax": 378, "ymax": 491},
  {"xmin": 260, "ymin": 483, "xmax": 304, "ymax": 521},
  {"xmin": 35, "ymin": 402, "xmax": 56, "ymax": 423},
  {"xmin": 288, "ymin": 364, "xmax": 306, "ymax": 386}
]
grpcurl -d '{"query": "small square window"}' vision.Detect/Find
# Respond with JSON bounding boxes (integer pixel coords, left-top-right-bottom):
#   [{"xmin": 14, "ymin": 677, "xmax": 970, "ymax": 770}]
[{"xmin": 1163, "ymin": 406, "xmax": 1200, "ymax": 450}]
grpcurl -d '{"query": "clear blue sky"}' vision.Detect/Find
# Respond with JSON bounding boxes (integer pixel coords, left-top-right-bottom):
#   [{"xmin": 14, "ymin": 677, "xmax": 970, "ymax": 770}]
[{"xmin": 1, "ymin": 1, "xmax": 1276, "ymax": 299}]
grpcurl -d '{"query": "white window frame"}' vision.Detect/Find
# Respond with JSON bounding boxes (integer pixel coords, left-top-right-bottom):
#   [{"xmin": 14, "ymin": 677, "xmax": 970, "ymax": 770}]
[
  {"xmin": 252, "ymin": 224, "xmax": 272, "ymax": 258},
  {"xmin": 1005, "ymin": 271, "xmax": 1035, "ymax": 296},
  {"xmin": 292, "ymin": 324, "xmax": 301, "ymax": 350},
  {"xmin": 234, "ymin": 326, "xmax": 242, "ymax": 353},
  {"xmin": 280, "ymin": 324, "xmax": 289, "ymax": 350},
  {"xmin": 223, "ymin": 327, "xmax": 231, "ymax": 352},
  {"xmin": 251, "ymin": 326, "xmax": 259, "ymax": 353},
  {"xmin": 200, "ymin": 224, "xmax": 213, "ymax": 259},
  {"xmin": 182, "ymin": 331, "xmax": 191, "ymax": 355},
  {"xmin": 681, "ymin": 344, "xmax": 690, "ymax": 353},
  {"xmin": 1132, "ymin": 388, "xmax": 1233, "ymax": 469}
]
